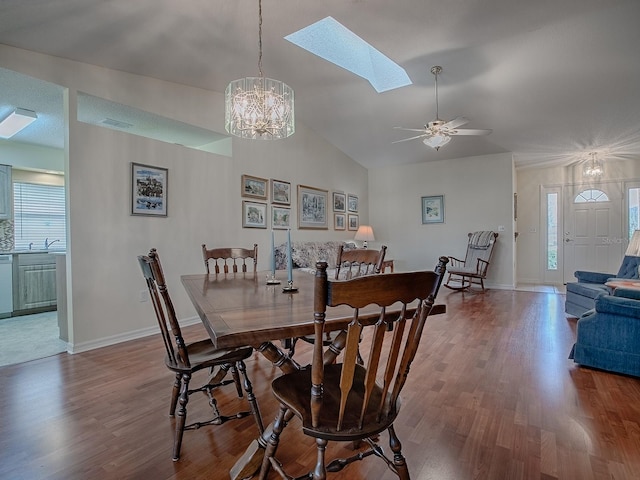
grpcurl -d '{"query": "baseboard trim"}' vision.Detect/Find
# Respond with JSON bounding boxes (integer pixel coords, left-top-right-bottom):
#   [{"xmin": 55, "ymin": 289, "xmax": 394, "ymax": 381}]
[{"xmin": 68, "ymin": 315, "xmax": 201, "ymax": 354}]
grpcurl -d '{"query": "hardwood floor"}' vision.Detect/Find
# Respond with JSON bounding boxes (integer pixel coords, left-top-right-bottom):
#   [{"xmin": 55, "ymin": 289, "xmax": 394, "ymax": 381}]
[{"xmin": 1, "ymin": 288, "xmax": 639, "ymax": 480}]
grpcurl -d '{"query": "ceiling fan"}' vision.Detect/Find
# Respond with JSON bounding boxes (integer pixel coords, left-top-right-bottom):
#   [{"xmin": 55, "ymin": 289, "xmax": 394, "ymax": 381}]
[{"xmin": 393, "ymin": 66, "xmax": 492, "ymax": 150}]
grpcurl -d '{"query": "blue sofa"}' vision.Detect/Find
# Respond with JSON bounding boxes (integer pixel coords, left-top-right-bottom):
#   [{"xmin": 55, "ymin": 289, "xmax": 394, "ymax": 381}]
[
  {"xmin": 569, "ymin": 287, "xmax": 640, "ymax": 377},
  {"xmin": 565, "ymin": 255, "xmax": 640, "ymax": 317}
]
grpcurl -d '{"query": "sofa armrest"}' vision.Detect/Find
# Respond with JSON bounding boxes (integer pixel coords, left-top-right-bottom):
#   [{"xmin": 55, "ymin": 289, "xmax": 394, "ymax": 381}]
[
  {"xmin": 574, "ymin": 270, "xmax": 616, "ymax": 284},
  {"xmin": 613, "ymin": 287, "xmax": 640, "ymax": 301},
  {"xmin": 595, "ymin": 293, "xmax": 640, "ymax": 317}
]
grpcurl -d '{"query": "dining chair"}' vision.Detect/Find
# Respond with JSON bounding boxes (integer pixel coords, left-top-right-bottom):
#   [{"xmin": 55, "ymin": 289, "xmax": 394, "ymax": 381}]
[
  {"xmin": 202, "ymin": 243, "xmax": 258, "ymax": 274},
  {"xmin": 259, "ymin": 256, "xmax": 449, "ymax": 480},
  {"xmin": 334, "ymin": 244, "xmax": 387, "ymax": 280},
  {"xmin": 138, "ymin": 248, "xmax": 264, "ymax": 461},
  {"xmin": 287, "ymin": 245, "xmax": 387, "ymax": 358}
]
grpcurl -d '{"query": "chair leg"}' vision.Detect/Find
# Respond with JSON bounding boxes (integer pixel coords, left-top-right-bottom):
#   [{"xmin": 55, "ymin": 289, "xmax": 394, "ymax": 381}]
[
  {"xmin": 229, "ymin": 363, "xmax": 244, "ymax": 398},
  {"xmin": 388, "ymin": 424, "xmax": 409, "ymax": 480},
  {"xmin": 313, "ymin": 438, "xmax": 328, "ymax": 480},
  {"xmin": 169, "ymin": 372, "xmax": 182, "ymax": 417},
  {"xmin": 236, "ymin": 360, "xmax": 264, "ymax": 434},
  {"xmin": 173, "ymin": 372, "xmax": 191, "ymax": 461},
  {"xmin": 258, "ymin": 404, "xmax": 287, "ymax": 480}
]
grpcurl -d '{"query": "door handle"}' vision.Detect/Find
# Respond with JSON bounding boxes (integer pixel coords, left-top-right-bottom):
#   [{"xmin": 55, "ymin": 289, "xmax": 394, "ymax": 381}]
[{"xmin": 565, "ymin": 238, "xmax": 573, "ymax": 243}]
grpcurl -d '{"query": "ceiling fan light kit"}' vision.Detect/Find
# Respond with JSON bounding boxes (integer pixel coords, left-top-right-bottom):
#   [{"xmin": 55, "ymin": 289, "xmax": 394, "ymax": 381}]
[{"xmin": 393, "ymin": 65, "xmax": 491, "ymax": 150}]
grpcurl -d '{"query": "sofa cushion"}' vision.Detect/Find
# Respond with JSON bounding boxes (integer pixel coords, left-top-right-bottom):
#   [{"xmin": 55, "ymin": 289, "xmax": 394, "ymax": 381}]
[{"xmin": 616, "ymin": 255, "xmax": 640, "ymax": 279}]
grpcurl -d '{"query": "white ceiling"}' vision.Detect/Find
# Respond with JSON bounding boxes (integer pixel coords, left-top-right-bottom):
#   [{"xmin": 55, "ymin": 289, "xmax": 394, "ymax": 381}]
[{"xmin": 1, "ymin": 0, "xmax": 639, "ymax": 170}]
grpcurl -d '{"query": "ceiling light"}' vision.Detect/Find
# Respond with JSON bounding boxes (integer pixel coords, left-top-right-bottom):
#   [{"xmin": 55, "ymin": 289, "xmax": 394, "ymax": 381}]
[
  {"xmin": 225, "ymin": 0, "xmax": 294, "ymax": 140},
  {"xmin": 423, "ymin": 133, "xmax": 451, "ymax": 150},
  {"xmin": 0, "ymin": 108, "xmax": 37, "ymax": 138},
  {"xmin": 583, "ymin": 152, "xmax": 603, "ymax": 178}
]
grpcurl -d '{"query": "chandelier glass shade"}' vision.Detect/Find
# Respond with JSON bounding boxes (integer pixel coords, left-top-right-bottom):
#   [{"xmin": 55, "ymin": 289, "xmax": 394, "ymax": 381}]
[
  {"xmin": 583, "ymin": 152, "xmax": 603, "ymax": 178},
  {"xmin": 224, "ymin": 0, "xmax": 294, "ymax": 140}
]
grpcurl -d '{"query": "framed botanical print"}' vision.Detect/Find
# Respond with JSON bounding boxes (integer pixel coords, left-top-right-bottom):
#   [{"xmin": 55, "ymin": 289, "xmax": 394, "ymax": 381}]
[
  {"xmin": 348, "ymin": 214, "xmax": 359, "ymax": 231},
  {"xmin": 333, "ymin": 192, "xmax": 346, "ymax": 212},
  {"xmin": 298, "ymin": 185, "xmax": 328, "ymax": 229},
  {"xmin": 421, "ymin": 195, "xmax": 445, "ymax": 224},
  {"xmin": 271, "ymin": 206, "xmax": 291, "ymax": 229},
  {"xmin": 241, "ymin": 174, "xmax": 268, "ymax": 200},
  {"xmin": 347, "ymin": 194, "xmax": 358, "ymax": 213},
  {"xmin": 242, "ymin": 201, "xmax": 267, "ymax": 228},
  {"xmin": 271, "ymin": 179, "xmax": 291, "ymax": 205},
  {"xmin": 334, "ymin": 213, "xmax": 346, "ymax": 230},
  {"xmin": 131, "ymin": 162, "xmax": 168, "ymax": 217}
]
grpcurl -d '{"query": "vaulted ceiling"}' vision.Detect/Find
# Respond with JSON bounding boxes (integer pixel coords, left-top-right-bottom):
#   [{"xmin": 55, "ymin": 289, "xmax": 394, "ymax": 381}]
[{"xmin": 1, "ymin": 0, "xmax": 639, "ymax": 170}]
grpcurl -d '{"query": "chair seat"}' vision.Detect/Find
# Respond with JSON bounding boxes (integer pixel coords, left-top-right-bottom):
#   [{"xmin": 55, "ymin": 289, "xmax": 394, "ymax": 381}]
[
  {"xmin": 165, "ymin": 340, "xmax": 254, "ymax": 373},
  {"xmin": 565, "ymin": 282, "xmax": 609, "ymax": 299},
  {"xmin": 271, "ymin": 363, "xmax": 399, "ymax": 441},
  {"xmin": 447, "ymin": 267, "xmax": 481, "ymax": 276}
]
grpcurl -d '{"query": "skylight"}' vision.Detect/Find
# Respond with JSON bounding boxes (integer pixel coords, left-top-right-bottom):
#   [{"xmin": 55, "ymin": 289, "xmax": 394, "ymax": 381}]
[{"xmin": 284, "ymin": 17, "xmax": 412, "ymax": 93}]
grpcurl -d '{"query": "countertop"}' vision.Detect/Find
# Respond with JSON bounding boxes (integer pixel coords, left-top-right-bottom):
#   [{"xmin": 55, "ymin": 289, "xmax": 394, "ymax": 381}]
[{"xmin": 0, "ymin": 250, "xmax": 65, "ymax": 255}]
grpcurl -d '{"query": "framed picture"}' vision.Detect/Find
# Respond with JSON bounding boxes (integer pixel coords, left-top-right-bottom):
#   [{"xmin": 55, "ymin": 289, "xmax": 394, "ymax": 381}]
[
  {"xmin": 271, "ymin": 179, "xmax": 291, "ymax": 205},
  {"xmin": 242, "ymin": 201, "xmax": 267, "ymax": 228},
  {"xmin": 422, "ymin": 195, "xmax": 445, "ymax": 224},
  {"xmin": 333, "ymin": 192, "xmax": 346, "ymax": 212},
  {"xmin": 334, "ymin": 213, "xmax": 346, "ymax": 230},
  {"xmin": 298, "ymin": 185, "xmax": 328, "ymax": 229},
  {"xmin": 131, "ymin": 162, "xmax": 168, "ymax": 217},
  {"xmin": 241, "ymin": 174, "xmax": 268, "ymax": 200},
  {"xmin": 348, "ymin": 194, "xmax": 358, "ymax": 213},
  {"xmin": 348, "ymin": 214, "xmax": 359, "ymax": 231},
  {"xmin": 272, "ymin": 206, "xmax": 291, "ymax": 229}
]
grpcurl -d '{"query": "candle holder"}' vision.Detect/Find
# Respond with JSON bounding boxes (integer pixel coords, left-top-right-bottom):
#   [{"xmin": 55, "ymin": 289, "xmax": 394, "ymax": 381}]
[
  {"xmin": 282, "ymin": 280, "xmax": 298, "ymax": 293},
  {"xmin": 266, "ymin": 273, "xmax": 281, "ymax": 285}
]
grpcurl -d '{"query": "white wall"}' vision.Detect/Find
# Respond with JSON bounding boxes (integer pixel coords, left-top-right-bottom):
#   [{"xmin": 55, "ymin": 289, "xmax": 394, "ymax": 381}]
[
  {"xmin": 369, "ymin": 153, "xmax": 515, "ymax": 289},
  {"xmin": 0, "ymin": 140, "xmax": 64, "ymax": 172},
  {"xmin": 1, "ymin": 45, "xmax": 368, "ymax": 351},
  {"xmin": 517, "ymin": 158, "xmax": 640, "ymax": 284}
]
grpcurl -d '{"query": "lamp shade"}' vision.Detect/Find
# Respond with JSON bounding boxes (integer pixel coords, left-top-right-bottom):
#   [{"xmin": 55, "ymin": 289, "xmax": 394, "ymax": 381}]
[
  {"xmin": 626, "ymin": 230, "xmax": 640, "ymax": 256},
  {"xmin": 354, "ymin": 225, "xmax": 375, "ymax": 247}
]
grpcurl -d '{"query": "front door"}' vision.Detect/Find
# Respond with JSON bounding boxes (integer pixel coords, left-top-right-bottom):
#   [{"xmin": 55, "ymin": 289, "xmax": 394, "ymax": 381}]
[{"xmin": 563, "ymin": 182, "xmax": 623, "ymax": 282}]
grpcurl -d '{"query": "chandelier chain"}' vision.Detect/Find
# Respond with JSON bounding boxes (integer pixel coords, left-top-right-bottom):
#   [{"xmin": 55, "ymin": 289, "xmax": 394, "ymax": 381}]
[{"xmin": 258, "ymin": 0, "xmax": 263, "ymax": 77}]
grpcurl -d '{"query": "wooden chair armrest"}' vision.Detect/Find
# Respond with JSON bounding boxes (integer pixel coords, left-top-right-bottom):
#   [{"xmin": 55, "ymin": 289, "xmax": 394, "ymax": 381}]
[
  {"xmin": 476, "ymin": 258, "xmax": 490, "ymax": 276},
  {"xmin": 448, "ymin": 256, "xmax": 466, "ymax": 267}
]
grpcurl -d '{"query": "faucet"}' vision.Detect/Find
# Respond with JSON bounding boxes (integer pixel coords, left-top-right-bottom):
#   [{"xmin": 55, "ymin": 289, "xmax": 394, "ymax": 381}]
[{"xmin": 44, "ymin": 238, "xmax": 60, "ymax": 249}]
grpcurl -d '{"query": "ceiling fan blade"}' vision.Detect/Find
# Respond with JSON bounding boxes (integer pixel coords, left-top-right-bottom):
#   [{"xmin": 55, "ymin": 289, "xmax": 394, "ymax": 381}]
[
  {"xmin": 450, "ymin": 128, "xmax": 493, "ymax": 136},
  {"xmin": 392, "ymin": 134, "xmax": 428, "ymax": 144},
  {"xmin": 393, "ymin": 126, "xmax": 428, "ymax": 133},
  {"xmin": 442, "ymin": 116, "xmax": 469, "ymax": 129}
]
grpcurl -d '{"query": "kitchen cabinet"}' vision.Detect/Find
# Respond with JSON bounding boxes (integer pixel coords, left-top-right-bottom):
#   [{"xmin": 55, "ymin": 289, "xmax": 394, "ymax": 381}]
[
  {"xmin": 13, "ymin": 253, "xmax": 57, "ymax": 313},
  {"xmin": 0, "ymin": 164, "xmax": 11, "ymax": 220}
]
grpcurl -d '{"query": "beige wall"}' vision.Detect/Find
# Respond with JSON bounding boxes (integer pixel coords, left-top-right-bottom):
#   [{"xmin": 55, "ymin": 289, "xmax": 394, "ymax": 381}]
[
  {"xmin": 1, "ymin": 44, "xmax": 368, "ymax": 351},
  {"xmin": 369, "ymin": 152, "xmax": 516, "ymax": 289}
]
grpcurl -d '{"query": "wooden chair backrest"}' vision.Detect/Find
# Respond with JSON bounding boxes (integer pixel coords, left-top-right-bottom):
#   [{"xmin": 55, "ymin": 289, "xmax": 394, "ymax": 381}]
[
  {"xmin": 310, "ymin": 257, "xmax": 448, "ymax": 431},
  {"xmin": 138, "ymin": 248, "xmax": 190, "ymax": 368},
  {"xmin": 334, "ymin": 245, "xmax": 387, "ymax": 280},
  {"xmin": 202, "ymin": 244, "xmax": 258, "ymax": 274},
  {"xmin": 463, "ymin": 232, "xmax": 498, "ymax": 276}
]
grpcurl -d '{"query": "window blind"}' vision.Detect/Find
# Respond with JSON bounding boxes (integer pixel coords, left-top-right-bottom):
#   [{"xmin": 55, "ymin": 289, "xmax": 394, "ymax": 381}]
[{"xmin": 13, "ymin": 182, "xmax": 66, "ymax": 251}]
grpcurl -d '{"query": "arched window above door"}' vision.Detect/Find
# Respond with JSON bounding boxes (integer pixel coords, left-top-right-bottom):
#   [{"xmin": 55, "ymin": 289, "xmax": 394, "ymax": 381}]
[{"xmin": 574, "ymin": 189, "xmax": 609, "ymax": 203}]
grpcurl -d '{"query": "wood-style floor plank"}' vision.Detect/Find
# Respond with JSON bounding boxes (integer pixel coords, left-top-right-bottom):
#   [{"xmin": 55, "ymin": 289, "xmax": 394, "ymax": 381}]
[{"xmin": 1, "ymin": 288, "xmax": 640, "ymax": 479}]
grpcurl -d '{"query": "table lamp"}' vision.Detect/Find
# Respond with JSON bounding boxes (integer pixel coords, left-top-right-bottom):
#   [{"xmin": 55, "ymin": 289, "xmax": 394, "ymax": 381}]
[{"xmin": 354, "ymin": 225, "xmax": 375, "ymax": 248}]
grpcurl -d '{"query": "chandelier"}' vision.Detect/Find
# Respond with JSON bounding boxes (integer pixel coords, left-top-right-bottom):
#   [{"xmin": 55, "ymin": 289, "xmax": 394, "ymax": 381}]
[
  {"xmin": 225, "ymin": 0, "xmax": 294, "ymax": 140},
  {"xmin": 583, "ymin": 152, "xmax": 604, "ymax": 178}
]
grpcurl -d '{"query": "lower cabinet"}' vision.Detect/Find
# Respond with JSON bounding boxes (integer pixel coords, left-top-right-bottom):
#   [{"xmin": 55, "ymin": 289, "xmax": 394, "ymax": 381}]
[{"xmin": 13, "ymin": 254, "xmax": 57, "ymax": 312}]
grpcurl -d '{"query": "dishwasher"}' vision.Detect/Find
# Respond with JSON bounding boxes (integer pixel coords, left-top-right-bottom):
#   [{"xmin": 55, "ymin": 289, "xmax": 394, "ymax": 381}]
[{"xmin": 0, "ymin": 254, "xmax": 12, "ymax": 318}]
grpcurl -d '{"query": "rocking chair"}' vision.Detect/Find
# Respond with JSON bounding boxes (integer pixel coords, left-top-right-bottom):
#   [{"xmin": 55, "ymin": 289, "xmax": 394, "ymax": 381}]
[{"xmin": 445, "ymin": 231, "xmax": 498, "ymax": 292}]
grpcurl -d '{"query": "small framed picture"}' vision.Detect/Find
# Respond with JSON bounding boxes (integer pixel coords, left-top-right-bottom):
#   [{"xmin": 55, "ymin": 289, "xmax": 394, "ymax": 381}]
[
  {"xmin": 333, "ymin": 192, "xmax": 346, "ymax": 212},
  {"xmin": 334, "ymin": 213, "xmax": 346, "ymax": 230},
  {"xmin": 298, "ymin": 185, "xmax": 329, "ymax": 229},
  {"xmin": 348, "ymin": 194, "xmax": 358, "ymax": 213},
  {"xmin": 131, "ymin": 162, "xmax": 168, "ymax": 217},
  {"xmin": 241, "ymin": 174, "xmax": 268, "ymax": 200},
  {"xmin": 348, "ymin": 214, "xmax": 359, "ymax": 231},
  {"xmin": 271, "ymin": 179, "xmax": 291, "ymax": 205},
  {"xmin": 422, "ymin": 195, "xmax": 445, "ymax": 224},
  {"xmin": 272, "ymin": 206, "xmax": 291, "ymax": 229},
  {"xmin": 242, "ymin": 201, "xmax": 267, "ymax": 228}
]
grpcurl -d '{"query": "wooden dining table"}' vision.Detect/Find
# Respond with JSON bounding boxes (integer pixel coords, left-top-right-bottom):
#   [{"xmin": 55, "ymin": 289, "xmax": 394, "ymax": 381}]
[{"xmin": 181, "ymin": 268, "xmax": 446, "ymax": 479}]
